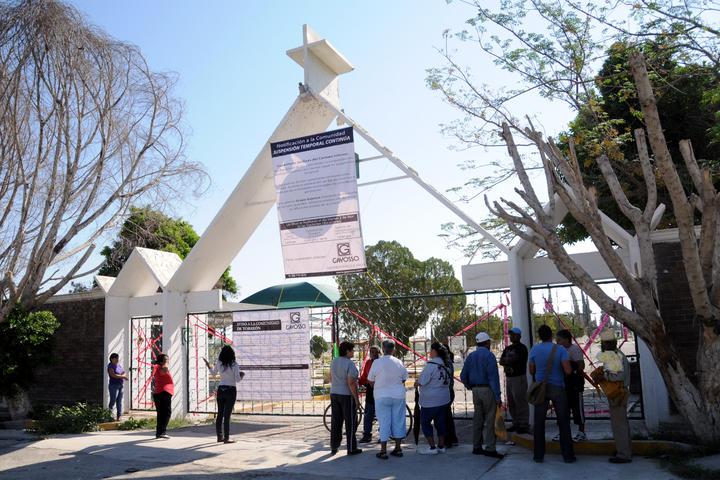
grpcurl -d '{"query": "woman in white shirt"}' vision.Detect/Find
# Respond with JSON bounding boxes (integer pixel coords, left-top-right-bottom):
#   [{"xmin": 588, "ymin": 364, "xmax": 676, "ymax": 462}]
[
  {"xmin": 414, "ymin": 342, "xmax": 452, "ymax": 455},
  {"xmin": 204, "ymin": 345, "xmax": 244, "ymax": 443},
  {"xmin": 368, "ymin": 340, "xmax": 409, "ymax": 459}
]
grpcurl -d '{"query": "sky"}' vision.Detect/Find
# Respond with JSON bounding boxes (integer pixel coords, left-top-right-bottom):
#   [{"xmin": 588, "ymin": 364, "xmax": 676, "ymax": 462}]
[{"xmin": 70, "ymin": 0, "xmax": 578, "ymax": 300}]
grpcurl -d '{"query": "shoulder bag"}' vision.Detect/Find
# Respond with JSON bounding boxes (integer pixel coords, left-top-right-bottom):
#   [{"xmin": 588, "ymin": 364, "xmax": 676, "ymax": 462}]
[{"xmin": 527, "ymin": 344, "xmax": 558, "ymax": 406}]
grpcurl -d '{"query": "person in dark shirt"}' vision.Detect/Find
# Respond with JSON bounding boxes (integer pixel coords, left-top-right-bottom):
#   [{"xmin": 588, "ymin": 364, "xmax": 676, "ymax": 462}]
[
  {"xmin": 358, "ymin": 345, "xmax": 380, "ymax": 443},
  {"xmin": 499, "ymin": 327, "xmax": 529, "ymax": 434}
]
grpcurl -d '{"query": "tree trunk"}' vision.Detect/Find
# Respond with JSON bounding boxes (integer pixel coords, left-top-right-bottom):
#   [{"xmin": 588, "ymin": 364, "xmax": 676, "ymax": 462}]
[{"xmin": 645, "ymin": 325, "xmax": 720, "ymax": 444}]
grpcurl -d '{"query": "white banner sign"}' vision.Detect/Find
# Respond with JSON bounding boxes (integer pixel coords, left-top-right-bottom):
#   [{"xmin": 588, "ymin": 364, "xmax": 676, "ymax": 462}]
[
  {"xmin": 232, "ymin": 309, "xmax": 311, "ymax": 401},
  {"xmin": 270, "ymin": 127, "xmax": 367, "ymax": 278}
]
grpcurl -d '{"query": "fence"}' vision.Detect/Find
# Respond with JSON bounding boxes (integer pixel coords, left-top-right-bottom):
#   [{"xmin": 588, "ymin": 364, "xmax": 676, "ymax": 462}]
[
  {"xmin": 173, "ymin": 284, "xmax": 643, "ymax": 422},
  {"xmin": 528, "ymin": 282, "xmax": 643, "ymax": 419}
]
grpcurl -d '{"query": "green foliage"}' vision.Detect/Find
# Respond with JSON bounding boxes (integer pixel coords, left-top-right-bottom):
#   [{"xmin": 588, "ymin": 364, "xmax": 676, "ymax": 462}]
[
  {"xmin": 31, "ymin": 403, "xmax": 114, "ymax": 434},
  {"xmin": 99, "ymin": 205, "xmax": 237, "ymax": 294},
  {"xmin": 0, "ymin": 305, "xmax": 59, "ymax": 398},
  {"xmin": 533, "ymin": 312, "xmax": 586, "ymax": 339},
  {"xmin": 310, "ymin": 335, "xmax": 328, "ymax": 359},
  {"xmin": 336, "ymin": 240, "xmax": 464, "ymax": 350},
  {"xmin": 431, "ymin": 0, "xmax": 720, "ymax": 252},
  {"xmin": 557, "ymin": 40, "xmax": 720, "ymax": 243},
  {"xmin": 432, "ymin": 305, "xmax": 507, "ymax": 351},
  {"xmin": 118, "ymin": 416, "xmax": 156, "ymax": 430}
]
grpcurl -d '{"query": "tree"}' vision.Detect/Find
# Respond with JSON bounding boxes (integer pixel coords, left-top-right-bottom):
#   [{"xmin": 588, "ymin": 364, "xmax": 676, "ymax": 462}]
[
  {"xmin": 336, "ymin": 240, "xmax": 464, "ymax": 353},
  {"xmin": 0, "ymin": 304, "xmax": 59, "ymax": 398},
  {"xmin": 310, "ymin": 335, "xmax": 328, "ymax": 359},
  {"xmin": 431, "ymin": 305, "xmax": 505, "ymax": 354},
  {"xmin": 431, "ymin": 0, "xmax": 720, "ymax": 443},
  {"xmin": 0, "ymin": 0, "xmax": 207, "ymax": 323},
  {"xmin": 99, "ymin": 206, "xmax": 237, "ymax": 295},
  {"xmin": 430, "ymin": 0, "xmax": 720, "ymax": 254}
]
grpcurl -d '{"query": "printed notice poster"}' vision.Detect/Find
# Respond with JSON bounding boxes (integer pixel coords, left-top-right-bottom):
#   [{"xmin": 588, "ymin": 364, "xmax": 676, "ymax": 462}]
[
  {"xmin": 232, "ymin": 309, "xmax": 311, "ymax": 401},
  {"xmin": 270, "ymin": 127, "xmax": 367, "ymax": 278}
]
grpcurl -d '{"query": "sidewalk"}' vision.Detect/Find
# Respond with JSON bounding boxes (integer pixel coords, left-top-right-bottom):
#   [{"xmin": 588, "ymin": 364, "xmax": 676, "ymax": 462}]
[{"xmin": 0, "ymin": 416, "xmax": 681, "ymax": 479}]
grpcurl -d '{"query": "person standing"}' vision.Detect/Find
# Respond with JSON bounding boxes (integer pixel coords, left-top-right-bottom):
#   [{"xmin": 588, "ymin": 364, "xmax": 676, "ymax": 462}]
[
  {"xmin": 528, "ymin": 325, "xmax": 575, "ymax": 463},
  {"xmin": 359, "ymin": 345, "xmax": 380, "ymax": 443},
  {"xmin": 152, "ymin": 354, "xmax": 174, "ymax": 439},
  {"xmin": 555, "ymin": 329, "xmax": 586, "ymax": 442},
  {"xmin": 460, "ymin": 332, "xmax": 504, "ymax": 459},
  {"xmin": 498, "ymin": 327, "xmax": 529, "ymax": 434},
  {"xmin": 107, "ymin": 353, "xmax": 127, "ymax": 421},
  {"xmin": 414, "ymin": 342, "xmax": 451, "ymax": 455},
  {"xmin": 596, "ymin": 329, "xmax": 632, "ymax": 464},
  {"xmin": 368, "ymin": 340, "xmax": 409, "ymax": 459},
  {"xmin": 329, "ymin": 341, "xmax": 363, "ymax": 456},
  {"xmin": 204, "ymin": 345, "xmax": 245, "ymax": 443}
]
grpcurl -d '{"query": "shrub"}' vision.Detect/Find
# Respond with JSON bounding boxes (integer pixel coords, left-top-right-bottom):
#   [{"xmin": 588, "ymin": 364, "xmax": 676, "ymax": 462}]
[
  {"xmin": 118, "ymin": 416, "xmax": 156, "ymax": 430},
  {"xmin": 32, "ymin": 403, "xmax": 114, "ymax": 434},
  {"xmin": 0, "ymin": 305, "xmax": 59, "ymax": 398}
]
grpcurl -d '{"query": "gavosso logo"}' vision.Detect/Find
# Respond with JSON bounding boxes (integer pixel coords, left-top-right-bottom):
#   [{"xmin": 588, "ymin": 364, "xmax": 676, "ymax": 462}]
[
  {"xmin": 333, "ymin": 242, "xmax": 360, "ymax": 264},
  {"xmin": 286, "ymin": 311, "xmax": 306, "ymax": 329}
]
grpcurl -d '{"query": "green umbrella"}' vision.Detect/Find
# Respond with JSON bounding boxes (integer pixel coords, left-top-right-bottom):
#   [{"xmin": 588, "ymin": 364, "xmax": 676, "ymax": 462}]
[{"xmin": 240, "ymin": 282, "xmax": 340, "ymax": 308}]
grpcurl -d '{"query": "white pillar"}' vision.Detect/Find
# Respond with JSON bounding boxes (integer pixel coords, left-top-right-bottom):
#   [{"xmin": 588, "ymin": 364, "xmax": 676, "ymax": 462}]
[
  {"xmin": 104, "ymin": 296, "xmax": 130, "ymax": 415},
  {"xmin": 637, "ymin": 338, "xmax": 670, "ymax": 431},
  {"xmin": 162, "ymin": 290, "xmax": 188, "ymax": 417}
]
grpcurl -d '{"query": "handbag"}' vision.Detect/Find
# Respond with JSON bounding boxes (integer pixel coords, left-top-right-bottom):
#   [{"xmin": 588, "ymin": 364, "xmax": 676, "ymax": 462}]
[
  {"xmin": 527, "ymin": 344, "xmax": 558, "ymax": 406},
  {"xmin": 590, "ymin": 365, "xmax": 627, "ymax": 406}
]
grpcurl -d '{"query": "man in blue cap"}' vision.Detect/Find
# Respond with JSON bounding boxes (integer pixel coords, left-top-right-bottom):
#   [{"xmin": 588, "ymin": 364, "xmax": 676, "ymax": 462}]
[{"xmin": 499, "ymin": 327, "xmax": 529, "ymax": 434}]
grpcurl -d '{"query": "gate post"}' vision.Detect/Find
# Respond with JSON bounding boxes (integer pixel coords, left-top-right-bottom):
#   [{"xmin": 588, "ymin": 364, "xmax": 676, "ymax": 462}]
[
  {"xmin": 162, "ymin": 290, "xmax": 188, "ymax": 417},
  {"xmin": 105, "ymin": 296, "xmax": 129, "ymax": 417}
]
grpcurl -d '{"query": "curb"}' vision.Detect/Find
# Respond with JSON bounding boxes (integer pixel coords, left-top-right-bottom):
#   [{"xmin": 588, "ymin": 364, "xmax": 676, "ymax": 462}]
[{"xmin": 511, "ymin": 432, "xmax": 693, "ymax": 455}]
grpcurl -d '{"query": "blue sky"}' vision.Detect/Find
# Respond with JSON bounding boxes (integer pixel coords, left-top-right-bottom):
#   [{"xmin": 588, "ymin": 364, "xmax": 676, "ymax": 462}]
[{"xmin": 71, "ymin": 1, "xmax": 575, "ymax": 299}]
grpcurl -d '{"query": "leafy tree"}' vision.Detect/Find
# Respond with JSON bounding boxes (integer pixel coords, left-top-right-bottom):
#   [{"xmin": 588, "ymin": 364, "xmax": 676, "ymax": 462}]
[
  {"xmin": 99, "ymin": 206, "xmax": 237, "ymax": 295},
  {"xmin": 432, "ymin": 305, "xmax": 505, "ymax": 354},
  {"xmin": 0, "ymin": 0, "xmax": 207, "ymax": 323},
  {"xmin": 0, "ymin": 304, "xmax": 59, "ymax": 398},
  {"xmin": 557, "ymin": 40, "xmax": 720, "ymax": 243},
  {"xmin": 310, "ymin": 335, "xmax": 328, "ymax": 359},
  {"xmin": 430, "ymin": 0, "xmax": 720, "ymax": 443},
  {"xmin": 533, "ymin": 312, "xmax": 586, "ymax": 340},
  {"xmin": 336, "ymin": 240, "xmax": 464, "ymax": 354}
]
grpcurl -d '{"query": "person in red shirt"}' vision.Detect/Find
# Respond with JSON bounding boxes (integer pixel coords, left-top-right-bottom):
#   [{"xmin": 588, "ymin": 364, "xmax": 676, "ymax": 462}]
[
  {"xmin": 153, "ymin": 354, "xmax": 174, "ymax": 439},
  {"xmin": 359, "ymin": 345, "xmax": 380, "ymax": 443}
]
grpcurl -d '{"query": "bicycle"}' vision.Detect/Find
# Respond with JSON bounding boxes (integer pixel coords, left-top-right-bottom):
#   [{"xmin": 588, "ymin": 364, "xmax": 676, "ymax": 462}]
[{"xmin": 322, "ymin": 401, "xmax": 414, "ymax": 438}]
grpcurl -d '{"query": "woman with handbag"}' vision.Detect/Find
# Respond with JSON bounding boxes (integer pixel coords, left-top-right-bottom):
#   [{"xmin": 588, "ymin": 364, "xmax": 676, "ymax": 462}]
[
  {"xmin": 527, "ymin": 325, "xmax": 575, "ymax": 463},
  {"xmin": 204, "ymin": 345, "xmax": 245, "ymax": 443}
]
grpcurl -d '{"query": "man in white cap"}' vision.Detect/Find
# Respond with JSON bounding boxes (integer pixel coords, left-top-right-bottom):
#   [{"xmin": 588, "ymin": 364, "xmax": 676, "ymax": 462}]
[
  {"xmin": 499, "ymin": 327, "xmax": 529, "ymax": 434},
  {"xmin": 460, "ymin": 332, "xmax": 503, "ymax": 458}
]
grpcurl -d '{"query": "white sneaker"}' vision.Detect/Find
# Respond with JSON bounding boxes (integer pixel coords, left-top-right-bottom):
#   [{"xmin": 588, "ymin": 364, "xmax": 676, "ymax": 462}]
[
  {"xmin": 436, "ymin": 447, "xmax": 446, "ymax": 453},
  {"xmin": 418, "ymin": 446, "xmax": 438, "ymax": 455},
  {"xmin": 551, "ymin": 433, "xmax": 560, "ymax": 441},
  {"xmin": 573, "ymin": 432, "xmax": 587, "ymax": 442}
]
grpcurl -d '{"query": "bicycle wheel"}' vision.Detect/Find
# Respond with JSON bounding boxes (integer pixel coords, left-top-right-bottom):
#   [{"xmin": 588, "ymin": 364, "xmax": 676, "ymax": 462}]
[
  {"xmin": 323, "ymin": 402, "xmax": 363, "ymax": 432},
  {"xmin": 405, "ymin": 404, "xmax": 414, "ymax": 438}
]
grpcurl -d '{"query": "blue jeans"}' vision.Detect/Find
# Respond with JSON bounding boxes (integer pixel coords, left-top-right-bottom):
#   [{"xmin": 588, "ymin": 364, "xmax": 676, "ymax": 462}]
[
  {"xmin": 108, "ymin": 383, "xmax": 123, "ymax": 418},
  {"xmin": 362, "ymin": 399, "xmax": 375, "ymax": 437},
  {"xmin": 420, "ymin": 404, "xmax": 447, "ymax": 438},
  {"xmin": 375, "ymin": 397, "xmax": 406, "ymax": 442}
]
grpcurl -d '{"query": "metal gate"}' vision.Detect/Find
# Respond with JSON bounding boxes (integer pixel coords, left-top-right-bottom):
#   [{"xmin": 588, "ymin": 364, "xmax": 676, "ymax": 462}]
[
  {"xmin": 186, "ymin": 306, "xmax": 335, "ymax": 415},
  {"xmin": 528, "ymin": 282, "xmax": 644, "ymax": 420},
  {"xmin": 129, "ymin": 315, "xmax": 163, "ymax": 410}
]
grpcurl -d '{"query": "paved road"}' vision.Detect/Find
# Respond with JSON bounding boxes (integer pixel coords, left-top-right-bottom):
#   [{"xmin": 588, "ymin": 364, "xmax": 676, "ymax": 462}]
[{"xmin": 0, "ymin": 416, "xmax": 680, "ymax": 479}]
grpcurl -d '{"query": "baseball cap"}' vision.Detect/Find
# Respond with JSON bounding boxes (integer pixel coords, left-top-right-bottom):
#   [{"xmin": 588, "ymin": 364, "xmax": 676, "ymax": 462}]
[
  {"xmin": 476, "ymin": 332, "xmax": 492, "ymax": 343},
  {"xmin": 509, "ymin": 327, "xmax": 522, "ymax": 335}
]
